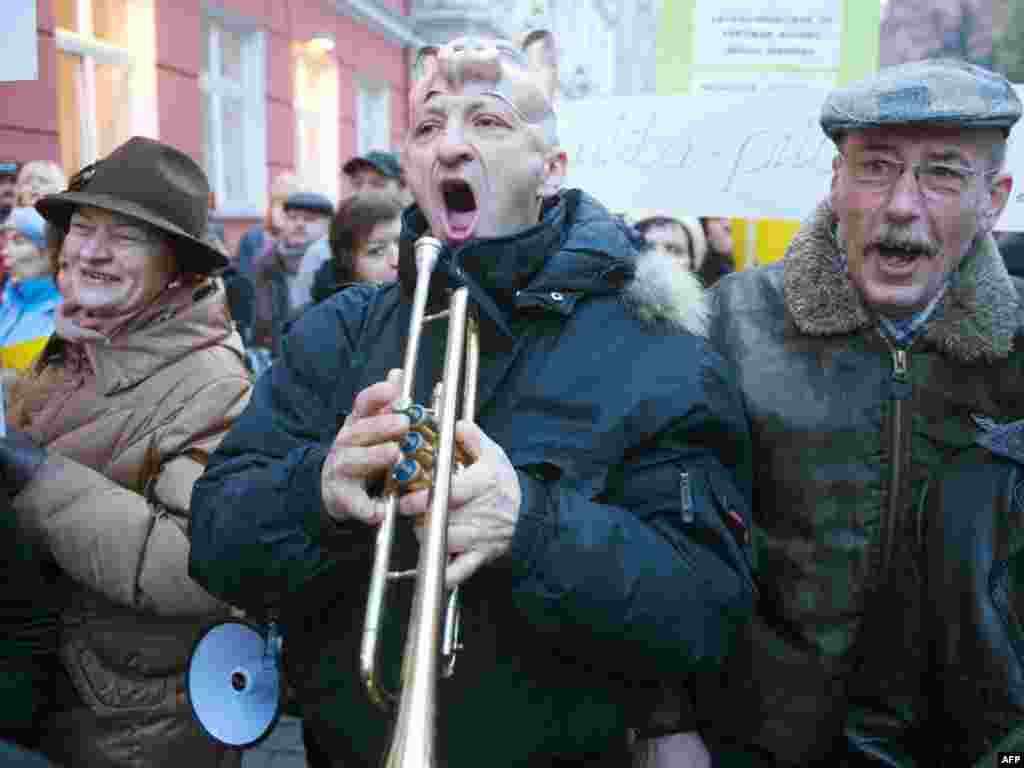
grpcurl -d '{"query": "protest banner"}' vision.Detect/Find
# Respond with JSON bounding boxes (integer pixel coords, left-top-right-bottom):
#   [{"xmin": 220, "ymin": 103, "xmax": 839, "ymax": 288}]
[{"xmin": 561, "ymin": 86, "xmax": 1024, "ymax": 232}]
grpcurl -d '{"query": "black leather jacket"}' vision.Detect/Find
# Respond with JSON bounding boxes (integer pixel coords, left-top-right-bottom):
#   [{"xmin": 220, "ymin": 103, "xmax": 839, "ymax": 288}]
[{"xmin": 922, "ymin": 419, "xmax": 1024, "ymax": 766}]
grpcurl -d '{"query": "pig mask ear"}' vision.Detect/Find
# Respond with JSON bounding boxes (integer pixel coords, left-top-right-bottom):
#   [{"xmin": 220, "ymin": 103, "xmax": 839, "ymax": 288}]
[{"xmin": 521, "ymin": 30, "xmax": 558, "ymax": 104}]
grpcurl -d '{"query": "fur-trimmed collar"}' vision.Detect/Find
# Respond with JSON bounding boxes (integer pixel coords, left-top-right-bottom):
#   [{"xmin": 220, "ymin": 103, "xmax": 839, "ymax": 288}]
[
  {"xmin": 398, "ymin": 190, "xmax": 708, "ymax": 339},
  {"xmin": 784, "ymin": 200, "xmax": 1023, "ymax": 362},
  {"xmin": 622, "ymin": 248, "xmax": 707, "ymax": 337}
]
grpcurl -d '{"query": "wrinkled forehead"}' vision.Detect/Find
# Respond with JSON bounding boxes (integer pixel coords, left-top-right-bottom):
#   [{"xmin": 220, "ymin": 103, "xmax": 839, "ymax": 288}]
[
  {"xmin": 842, "ymin": 124, "xmax": 1001, "ymax": 157},
  {"xmin": 72, "ymin": 205, "xmax": 153, "ymax": 232},
  {"xmin": 411, "ymin": 37, "xmax": 553, "ymax": 125}
]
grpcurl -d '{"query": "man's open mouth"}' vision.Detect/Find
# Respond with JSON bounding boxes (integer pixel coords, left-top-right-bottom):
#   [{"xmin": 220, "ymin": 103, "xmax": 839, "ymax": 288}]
[
  {"xmin": 874, "ymin": 240, "xmax": 934, "ymax": 270},
  {"xmin": 440, "ymin": 179, "xmax": 478, "ymax": 243}
]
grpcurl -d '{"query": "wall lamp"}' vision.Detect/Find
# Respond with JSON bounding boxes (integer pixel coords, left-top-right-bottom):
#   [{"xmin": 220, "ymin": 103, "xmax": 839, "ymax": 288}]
[{"xmin": 309, "ymin": 32, "xmax": 336, "ymax": 53}]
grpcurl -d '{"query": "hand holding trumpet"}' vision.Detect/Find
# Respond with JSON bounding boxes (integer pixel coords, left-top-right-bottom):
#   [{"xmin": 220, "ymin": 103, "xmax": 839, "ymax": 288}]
[{"xmin": 321, "ymin": 368, "xmax": 521, "ymax": 586}]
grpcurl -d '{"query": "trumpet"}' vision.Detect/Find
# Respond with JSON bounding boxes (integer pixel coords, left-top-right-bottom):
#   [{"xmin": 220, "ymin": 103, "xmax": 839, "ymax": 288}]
[{"xmin": 360, "ymin": 235, "xmax": 480, "ymax": 768}]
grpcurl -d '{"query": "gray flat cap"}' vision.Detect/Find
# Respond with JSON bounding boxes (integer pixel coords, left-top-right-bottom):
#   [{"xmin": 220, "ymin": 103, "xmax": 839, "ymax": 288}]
[
  {"xmin": 284, "ymin": 191, "xmax": 334, "ymax": 216},
  {"xmin": 821, "ymin": 58, "xmax": 1022, "ymax": 140}
]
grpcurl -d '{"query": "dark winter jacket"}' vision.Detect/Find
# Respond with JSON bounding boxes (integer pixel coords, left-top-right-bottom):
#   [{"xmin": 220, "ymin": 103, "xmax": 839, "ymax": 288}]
[
  {"xmin": 0, "ymin": 490, "xmax": 62, "ymax": 751},
  {"xmin": 189, "ymin": 190, "xmax": 756, "ymax": 766},
  {"xmin": 704, "ymin": 200, "xmax": 1024, "ymax": 766},
  {"xmin": 310, "ymin": 258, "xmax": 340, "ymax": 305},
  {"xmin": 921, "ymin": 419, "xmax": 1024, "ymax": 767}
]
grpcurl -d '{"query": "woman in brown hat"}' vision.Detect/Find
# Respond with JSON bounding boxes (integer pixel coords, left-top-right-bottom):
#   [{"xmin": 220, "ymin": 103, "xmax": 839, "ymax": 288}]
[{"xmin": 0, "ymin": 136, "xmax": 252, "ymax": 768}]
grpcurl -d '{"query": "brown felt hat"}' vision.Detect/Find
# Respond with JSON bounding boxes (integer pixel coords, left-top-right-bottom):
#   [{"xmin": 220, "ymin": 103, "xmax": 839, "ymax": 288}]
[{"xmin": 36, "ymin": 136, "xmax": 228, "ymax": 274}]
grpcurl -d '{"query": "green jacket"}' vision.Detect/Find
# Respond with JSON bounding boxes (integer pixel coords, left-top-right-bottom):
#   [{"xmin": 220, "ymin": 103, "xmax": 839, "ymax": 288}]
[{"xmin": 703, "ymin": 201, "xmax": 1024, "ymax": 766}]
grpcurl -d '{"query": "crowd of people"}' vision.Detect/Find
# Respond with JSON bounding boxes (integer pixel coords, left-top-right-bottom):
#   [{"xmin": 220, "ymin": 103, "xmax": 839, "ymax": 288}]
[{"xmin": 1, "ymin": 31, "xmax": 1024, "ymax": 768}]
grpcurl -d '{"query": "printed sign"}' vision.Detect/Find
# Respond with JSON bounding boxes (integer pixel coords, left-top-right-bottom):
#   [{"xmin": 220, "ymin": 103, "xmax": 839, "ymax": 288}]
[
  {"xmin": 658, "ymin": 0, "xmax": 879, "ymax": 95},
  {"xmin": 692, "ymin": 3, "xmax": 842, "ymax": 94}
]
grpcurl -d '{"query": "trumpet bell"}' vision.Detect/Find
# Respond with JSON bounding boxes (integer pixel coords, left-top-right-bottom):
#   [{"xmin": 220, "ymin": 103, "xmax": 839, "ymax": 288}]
[{"xmin": 186, "ymin": 620, "xmax": 283, "ymax": 748}]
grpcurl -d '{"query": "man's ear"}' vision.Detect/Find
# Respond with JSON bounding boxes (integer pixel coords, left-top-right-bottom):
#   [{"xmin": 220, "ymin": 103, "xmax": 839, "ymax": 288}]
[
  {"xmin": 982, "ymin": 174, "xmax": 1013, "ymax": 234},
  {"xmin": 829, "ymin": 153, "xmax": 842, "ymax": 208},
  {"xmin": 539, "ymin": 150, "xmax": 568, "ymax": 197}
]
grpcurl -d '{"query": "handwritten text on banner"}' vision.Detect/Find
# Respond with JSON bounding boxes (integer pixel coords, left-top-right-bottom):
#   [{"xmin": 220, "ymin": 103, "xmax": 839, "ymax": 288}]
[{"xmin": 559, "ymin": 89, "xmax": 1024, "ymax": 231}]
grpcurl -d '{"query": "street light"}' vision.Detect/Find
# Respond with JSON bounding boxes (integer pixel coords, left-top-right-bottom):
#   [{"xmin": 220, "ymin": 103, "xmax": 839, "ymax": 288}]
[{"xmin": 309, "ymin": 32, "xmax": 336, "ymax": 53}]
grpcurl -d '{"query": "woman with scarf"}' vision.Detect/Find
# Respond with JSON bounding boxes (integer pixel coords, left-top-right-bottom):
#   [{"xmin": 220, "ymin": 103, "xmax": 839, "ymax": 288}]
[
  {"xmin": 0, "ymin": 137, "xmax": 252, "ymax": 768},
  {"xmin": 0, "ymin": 207, "xmax": 62, "ymax": 377}
]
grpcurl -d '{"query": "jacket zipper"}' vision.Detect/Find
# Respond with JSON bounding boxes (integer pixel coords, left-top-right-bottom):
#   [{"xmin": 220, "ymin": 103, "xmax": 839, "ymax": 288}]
[{"xmin": 883, "ymin": 339, "xmax": 910, "ymax": 573}]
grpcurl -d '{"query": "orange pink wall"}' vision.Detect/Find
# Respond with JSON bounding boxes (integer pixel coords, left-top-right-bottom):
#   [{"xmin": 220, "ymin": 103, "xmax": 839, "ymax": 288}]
[{"xmin": 1, "ymin": 0, "xmax": 410, "ymax": 259}]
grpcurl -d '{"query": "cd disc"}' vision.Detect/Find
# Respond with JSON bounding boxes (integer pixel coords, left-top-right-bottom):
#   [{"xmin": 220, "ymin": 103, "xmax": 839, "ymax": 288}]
[{"xmin": 186, "ymin": 620, "xmax": 282, "ymax": 747}]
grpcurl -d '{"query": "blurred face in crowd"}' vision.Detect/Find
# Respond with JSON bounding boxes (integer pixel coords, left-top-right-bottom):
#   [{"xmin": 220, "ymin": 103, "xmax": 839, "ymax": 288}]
[
  {"xmin": 347, "ymin": 166, "xmax": 402, "ymax": 196},
  {"xmin": 269, "ymin": 172, "xmax": 301, "ymax": 234},
  {"xmin": 0, "ymin": 176, "xmax": 17, "ymax": 210},
  {"xmin": 831, "ymin": 125, "xmax": 1011, "ymax": 318},
  {"xmin": 703, "ymin": 217, "xmax": 733, "ymax": 256},
  {"xmin": 283, "ymin": 209, "xmax": 330, "ymax": 248},
  {"xmin": 644, "ymin": 221, "xmax": 699, "ymax": 272},
  {"xmin": 62, "ymin": 206, "xmax": 177, "ymax": 316},
  {"xmin": 353, "ymin": 215, "xmax": 401, "ymax": 283},
  {"xmin": 404, "ymin": 38, "xmax": 566, "ymax": 247},
  {"xmin": 0, "ymin": 229, "xmax": 48, "ymax": 282},
  {"xmin": 16, "ymin": 161, "xmax": 65, "ymax": 207}
]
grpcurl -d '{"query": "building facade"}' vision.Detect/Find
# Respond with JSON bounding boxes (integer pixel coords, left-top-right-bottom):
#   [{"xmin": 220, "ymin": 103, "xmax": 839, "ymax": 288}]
[
  {"xmin": 2, "ymin": 0, "xmax": 416, "ymax": 253},
  {"xmin": 1, "ymin": 0, "xmax": 652, "ymax": 255}
]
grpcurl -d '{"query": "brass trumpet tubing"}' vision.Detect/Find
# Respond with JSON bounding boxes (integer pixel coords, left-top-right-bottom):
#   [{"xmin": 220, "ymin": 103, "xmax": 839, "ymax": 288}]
[
  {"xmin": 440, "ymin": 313, "xmax": 479, "ymax": 674},
  {"xmin": 386, "ymin": 284, "xmax": 471, "ymax": 768},
  {"xmin": 360, "ymin": 237, "xmax": 443, "ymax": 708}
]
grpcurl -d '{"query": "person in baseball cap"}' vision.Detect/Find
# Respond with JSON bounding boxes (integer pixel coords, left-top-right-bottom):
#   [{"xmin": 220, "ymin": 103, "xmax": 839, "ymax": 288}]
[
  {"xmin": 702, "ymin": 58, "xmax": 1024, "ymax": 766},
  {"xmin": 341, "ymin": 150, "xmax": 411, "ymax": 204}
]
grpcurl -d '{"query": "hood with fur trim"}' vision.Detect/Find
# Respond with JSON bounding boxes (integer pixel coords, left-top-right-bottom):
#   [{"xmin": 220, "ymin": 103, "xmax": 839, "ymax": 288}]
[
  {"xmin": 622, "ymin": 246, "xmax": 707, "ymax": 336},
  {"xmin": 784, "ymin": 200, "xmax": 1024, "ymax": 362}
]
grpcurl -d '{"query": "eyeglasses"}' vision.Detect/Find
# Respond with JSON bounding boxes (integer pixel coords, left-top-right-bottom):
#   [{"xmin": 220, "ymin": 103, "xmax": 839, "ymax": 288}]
[{"xmin": 841, "ymin": 152, "xmax": 997, "ymax": 200}]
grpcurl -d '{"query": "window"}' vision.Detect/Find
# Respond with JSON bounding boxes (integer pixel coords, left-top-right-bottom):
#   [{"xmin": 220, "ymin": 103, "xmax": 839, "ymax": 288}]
[
  {"xmin": 54, "ymin": 0, "xmax": 158, "ymax": 176},
  {"xmin": 550, "ymin": 0, "xmax": 616, "ymax": 97},
  {"xmin": 295, "ymin": 48, "xmax": 340, "ymax": 203},
  {"xmin": 356, "ymin": 77, "xmax": 391, "ymax": 156},
  {"xmin": 200, "ymin": 11, "xmax": 267, "ymax": 215}
]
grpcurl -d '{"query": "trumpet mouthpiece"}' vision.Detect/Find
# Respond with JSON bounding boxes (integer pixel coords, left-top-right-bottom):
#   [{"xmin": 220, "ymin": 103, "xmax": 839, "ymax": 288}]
[{"xmin": 414, "ymin": 236, "xmax": 444, "ymax": 275}]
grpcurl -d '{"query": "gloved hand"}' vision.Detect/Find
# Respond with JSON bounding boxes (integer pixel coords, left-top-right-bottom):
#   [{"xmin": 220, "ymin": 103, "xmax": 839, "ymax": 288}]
[{"xmin": 0, "ymin": 430, "xmax": 46, "ymax": 497}]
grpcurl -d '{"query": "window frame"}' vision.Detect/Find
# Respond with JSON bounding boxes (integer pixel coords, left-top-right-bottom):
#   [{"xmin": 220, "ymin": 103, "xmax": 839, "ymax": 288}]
[
  {"xmin": 200, "ymin": 7, "xmax": 268, "ymax": 218},
  {"xmin": 54, "ymin": 0, "xmax": 156, "ymax": 171},
  {"xmin": 355, "ymin": 75, "xmax": 392, "ymax": 157},
  {"xmin": 294, "ymin": 47, "xmax": 340, "ymax": 204}
]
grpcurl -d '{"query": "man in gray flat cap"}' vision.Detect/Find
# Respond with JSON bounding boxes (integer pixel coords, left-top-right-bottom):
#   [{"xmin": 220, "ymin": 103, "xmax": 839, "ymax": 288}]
[{"xmin": 701, "ymin": 59, "xmax": 1024, "ymax": 766}]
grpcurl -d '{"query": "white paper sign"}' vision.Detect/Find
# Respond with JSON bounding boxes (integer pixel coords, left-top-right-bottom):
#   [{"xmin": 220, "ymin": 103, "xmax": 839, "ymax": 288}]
[
  {"xmin": 0, "ymin": 0, "xmax": 38, "ymax": 82},
  {"xmin": 694, "ymin": 2, "xmax": 842, "ymax": 71},
  {"xmin": 559, "ymin": 88, "xmax": 1024, "ymax": 231},
  {"xmin": 691, "ymin": 1, "xmax": 843, "ymax": 95}
]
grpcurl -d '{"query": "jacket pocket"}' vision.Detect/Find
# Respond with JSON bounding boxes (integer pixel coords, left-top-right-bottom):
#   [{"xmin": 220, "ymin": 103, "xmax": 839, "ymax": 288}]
[
  {"xmin": 677, "ymin": 461, "xmax": 756, "ymax": 592},
  {"xmin": 61, "ymin": 633, "xmax": 182, "ymax": 717}
]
